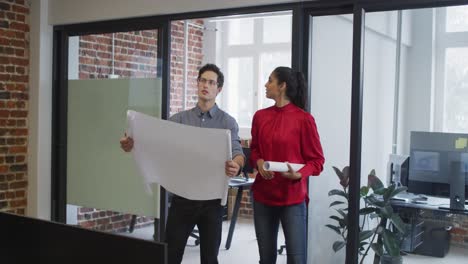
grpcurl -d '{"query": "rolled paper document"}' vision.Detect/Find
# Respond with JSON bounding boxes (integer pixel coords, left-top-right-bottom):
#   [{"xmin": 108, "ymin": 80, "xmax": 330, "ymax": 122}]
[{"xmin": 263, "ymin": 161, "xmax": 304, "ymax": 172}]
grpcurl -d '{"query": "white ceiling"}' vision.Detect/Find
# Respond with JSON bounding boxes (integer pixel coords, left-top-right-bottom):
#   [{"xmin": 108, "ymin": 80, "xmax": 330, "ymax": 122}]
[{"xmin": 49, "ymin": 0, "xmax": 312, "ymax": 25}]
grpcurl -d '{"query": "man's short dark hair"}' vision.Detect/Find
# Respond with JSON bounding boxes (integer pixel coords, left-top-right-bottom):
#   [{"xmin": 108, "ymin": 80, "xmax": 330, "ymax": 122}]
[{"xmin": 198, "ymin": 63, "xmax": 224, "ymax": 88}]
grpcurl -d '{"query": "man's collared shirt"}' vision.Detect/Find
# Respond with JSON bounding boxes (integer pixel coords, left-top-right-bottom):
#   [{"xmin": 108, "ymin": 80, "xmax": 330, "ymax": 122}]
[{"xmin": 169, "ymin": 104, "xmax": 244, "ymax": 160}]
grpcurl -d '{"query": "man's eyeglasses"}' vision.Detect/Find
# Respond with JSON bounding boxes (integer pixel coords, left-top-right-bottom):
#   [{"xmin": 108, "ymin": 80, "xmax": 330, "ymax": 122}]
[{"xmin": 197, "ymin": 78, "xmax": 218, "ymax": 86}]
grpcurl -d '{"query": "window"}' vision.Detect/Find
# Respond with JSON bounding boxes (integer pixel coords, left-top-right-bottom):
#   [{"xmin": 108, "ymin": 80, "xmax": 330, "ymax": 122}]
[
  {"xmin": 444, "ymin": 48, "xmax": 468, "ymax": 131},
  {"xmin": 213, "ymin": 11, "xmax": 292, "ymax": 138},
  {"xmin": 446, "ymin": 6, "xmax": 468, "ymax": 32},
  {"xmin": 226, "ymin": 57, "xmax": 254, "ymax": 128},
  {"xmin": 435, "ymin": 7, "xmax": 468, "ymax": 132}
]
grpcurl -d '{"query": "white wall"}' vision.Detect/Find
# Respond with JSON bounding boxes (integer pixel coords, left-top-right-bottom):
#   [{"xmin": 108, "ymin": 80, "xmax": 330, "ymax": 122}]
[
  {"xmin": 399, "ymin": 8, "xmax": 434, "ymax": 155},
  {"xmin": 28, "ymin": 0, "xmax": 53, "ymax": 220},
  {"xmin": 49, "ymin": 0, "xmax": 305, "ymax": 25},
  {"xmin": 362, "ymin": 11, "xmax": 400, "ymax": 185}
]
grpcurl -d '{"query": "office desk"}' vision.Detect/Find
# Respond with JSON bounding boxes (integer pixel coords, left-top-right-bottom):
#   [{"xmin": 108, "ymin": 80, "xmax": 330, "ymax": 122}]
[
  {"xmin": 391, "ymin": 196, "xmax": 468, "ymax": 257},
  {"xmin": 225, "ymin": 177, "xmax": 255, "ymax": 250},
  {"xmin": 391, "ymin": 196, "xmax": 468, "ymax": 214}
]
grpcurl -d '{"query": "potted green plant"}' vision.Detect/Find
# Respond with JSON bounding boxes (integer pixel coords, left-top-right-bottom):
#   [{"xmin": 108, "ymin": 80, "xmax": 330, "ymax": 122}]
[{"xmin": 325, "ymin": 166, "xmax": 409, "ymax": 264}]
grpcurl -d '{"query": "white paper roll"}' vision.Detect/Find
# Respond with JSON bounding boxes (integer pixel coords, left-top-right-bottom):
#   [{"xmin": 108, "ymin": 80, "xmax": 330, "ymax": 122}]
[{"xmin": 263, "ymin": 161, "xmax": 304, "ymax": 172}]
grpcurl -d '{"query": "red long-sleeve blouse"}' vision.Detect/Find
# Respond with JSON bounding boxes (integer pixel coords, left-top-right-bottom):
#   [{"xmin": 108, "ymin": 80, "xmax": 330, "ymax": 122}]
[{"xmin": 250, "ymin": 103, "xmax": 325, "ymax": 206}]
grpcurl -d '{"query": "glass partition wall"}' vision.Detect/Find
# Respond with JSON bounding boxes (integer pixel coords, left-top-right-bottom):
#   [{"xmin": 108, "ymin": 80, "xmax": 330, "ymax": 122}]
[
  {"xmin": 66, "ymin": 30, "xmax": 163, "ymax": 234},
  {"xmin": 308, "ymin": 2, "xmax": 468, "ymax": 263},
  {"xmin": 308, "ymin": 13, "xmax": 353, "ymax": 264},
  {"xmin": 358, "ymin": 4, "xmax": 468, "ymax": 264},
  {"xmin": 52, "ymin": 20, "xmax": 168, "ymax": 241}
]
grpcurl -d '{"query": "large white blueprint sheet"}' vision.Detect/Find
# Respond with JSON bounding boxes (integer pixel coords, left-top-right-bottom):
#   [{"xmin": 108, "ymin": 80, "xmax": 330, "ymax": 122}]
[{"xmin": 126, "ymin": 110, "xmax": 232, "ymax": 205}]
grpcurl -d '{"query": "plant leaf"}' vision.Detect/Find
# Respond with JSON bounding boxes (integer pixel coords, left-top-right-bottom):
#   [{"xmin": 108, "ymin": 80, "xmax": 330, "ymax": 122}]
[
  {"xmin": 336, "ymin": 209, "xmax": 347, "ymax": 219},
  {"xmin": 359, "ymin": 241, "xmax": 368, "ymax": 253},
  {"xmin": 329, "ymin": 201, "xmax": 345, "ymax": 207},
  {"xmin": 382, "ymin": 229, "xmax": 400, "ymax": 256},
  {"xmin": 325, "ymin": 224, "xmax": 341, "ymax": 235},
  {"xmin": 329, "ymin": 215, "xmax": 345, "ymax": 228},
  {"xmin": 341, "ymin": 166, "xmax": 350, "ymax": 188},
  {"xmin": 328, "ymin": 189, "xmax": 348, "ymax": 200},
  {"xmin": 368, "ymin": 170, "xmax": 384, "ymax": 193},
  {"xmin": 332, "ymin": 241, "xmax": 346, "ymax": 252},
  {"xmin": 375, "ymin": 225, "xmax": 385, "ymax": 234},
  {"xmin": 332, "ymin": 166, "xmax": 344, "ymax": 181},
  {"xmin": 359, "ymin": 230, "xmax": 374, "ymax": 241},
  {"xmin": 342, "ymin": 166, "xmax": 350, "ymax": 180},
  {"xmin": 371, "ymin": 242, "xmax": 383, "ymax": 257},
  {"xmin": 360, "ymin": 186, "xmax": 369, "ymax": 197},
  {"xmin": 366, "ymin": 195, "xmax": 385, "ymax": 207},
  {"xmin": 380, "ymin": 205, "xmax": 394, "ymax": 218},
  {"xmin": 359, "ymin": 207, "xmax": 377, "ymax": 215},
  {"xmin": 383, "ymin": 184, "xmax": 396, "ymax": 201},
  {"xmin": 390, "ymin": 214, "xmax": 408, "ymax": 235},
  {"xmin": 334, "ymin": 209, "xmax": 348, "ymax": 227}
]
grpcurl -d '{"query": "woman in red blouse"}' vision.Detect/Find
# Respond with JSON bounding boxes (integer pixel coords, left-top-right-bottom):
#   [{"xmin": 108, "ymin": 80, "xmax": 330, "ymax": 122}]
[{"xmin": 250, "ymin": 66, "xmax": 325, "ymax": 264}]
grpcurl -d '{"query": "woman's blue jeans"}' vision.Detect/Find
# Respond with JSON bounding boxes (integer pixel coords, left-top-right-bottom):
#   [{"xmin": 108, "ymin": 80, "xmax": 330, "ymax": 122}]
[{"xmin": 253, "ymin": 200, "xmax": 307, "ymax": 264}]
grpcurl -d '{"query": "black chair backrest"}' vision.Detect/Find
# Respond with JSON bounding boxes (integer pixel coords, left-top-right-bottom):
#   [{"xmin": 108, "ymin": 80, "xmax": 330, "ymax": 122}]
[{"xmin": 242, "ymin": 147, "xmax": 254, "ymax": 179}]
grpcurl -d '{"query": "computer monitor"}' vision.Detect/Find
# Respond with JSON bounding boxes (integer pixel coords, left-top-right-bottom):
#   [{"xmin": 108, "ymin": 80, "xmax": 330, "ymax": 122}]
[
  {"xmin": 387, "ymin": 154, "xmax": 409, "ymax": 187},
  {"xmin": 408, "ymin": 131, "xmax": 468, "ymax": 211}
]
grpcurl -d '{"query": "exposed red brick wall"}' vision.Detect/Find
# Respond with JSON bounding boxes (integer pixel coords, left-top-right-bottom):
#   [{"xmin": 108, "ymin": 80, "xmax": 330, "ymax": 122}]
[
  {"xmin": 421, "ymin": 210, "xmax": 468, "ymax": 248},
  {"xmin": 170, "ymin": 20, "xmax": 204, "ymax": 115},
  {"xmin": 78, "ymin": 31, "xmax": 158, "ymax": 79},
  {"xmin": 228, "ymin": 140, "xmax": 254, "ymax": 219},
  {"xmin": 0, "ymin": 0, "xmax": 30, "ymax": 215},
  {"xmin": 77, "ymin": 207, "xmax": 145, "ymax": 232}
]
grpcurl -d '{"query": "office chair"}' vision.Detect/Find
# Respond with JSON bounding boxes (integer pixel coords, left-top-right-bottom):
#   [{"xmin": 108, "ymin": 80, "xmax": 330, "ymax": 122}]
[
  {"xmin": 278, "ymin": 244, "xmax": 286, "ymax": 254},
  {"xmin": 128, "ymin": 215, "xmax": 137, "ymax": 233},
  {"xmin": 189, "ymin": 227, "xmax": 200, "ymax": 246}
]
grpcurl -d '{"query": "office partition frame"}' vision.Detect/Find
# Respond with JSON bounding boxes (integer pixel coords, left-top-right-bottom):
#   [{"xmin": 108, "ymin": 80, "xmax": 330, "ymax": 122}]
[
  {"xmin": 52, "ymin": 16, "xmax": 170, "ymax": 240},
  {"xmin": 348, "ymin": 1, "xmax": 468, "ymax": 263},
  {"xmin": 51, "ymin": 0, "xmax": 468, "ymax": 262}
]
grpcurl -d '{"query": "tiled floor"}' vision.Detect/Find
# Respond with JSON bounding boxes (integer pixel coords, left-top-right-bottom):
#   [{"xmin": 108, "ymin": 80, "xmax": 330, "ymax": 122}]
[
  {"xmin": 121, "ymin": 218, "xmax": 468, "ymax": 264},
  {"xmin": 403, "ymin": 247, "xmax": 468, "ymax": 264},
  {"xmin": 122, "ymin": 217, "xmax": 286, "ymax": 264}
]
